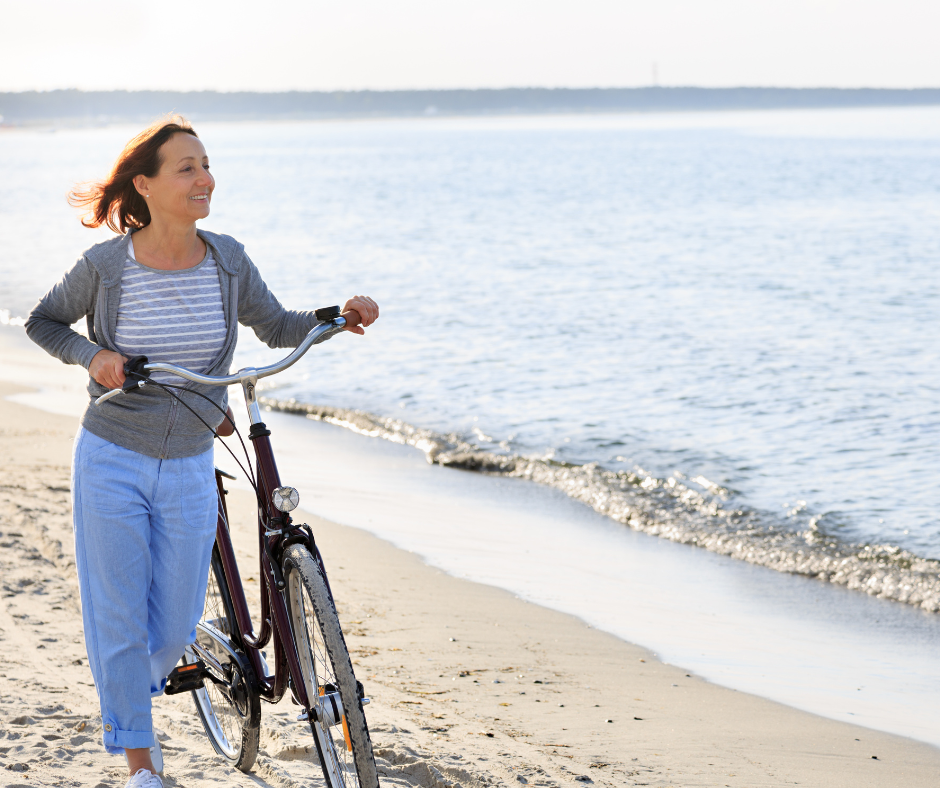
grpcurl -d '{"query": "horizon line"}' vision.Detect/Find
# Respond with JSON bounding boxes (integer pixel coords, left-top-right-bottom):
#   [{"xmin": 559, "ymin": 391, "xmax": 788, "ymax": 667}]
[{"xmin": 4, "ymin": 86, "xmax": 940, "ymax": 96}]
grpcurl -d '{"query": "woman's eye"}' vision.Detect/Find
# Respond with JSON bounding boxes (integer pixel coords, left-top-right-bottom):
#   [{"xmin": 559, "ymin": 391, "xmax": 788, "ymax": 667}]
[
  {"xmin": 203, "ymin": 164, "xmax": 211, "ymax": 171},
  {"xmin": 182, "ymin": 166, "xmax": 192, "ymax": 173}
]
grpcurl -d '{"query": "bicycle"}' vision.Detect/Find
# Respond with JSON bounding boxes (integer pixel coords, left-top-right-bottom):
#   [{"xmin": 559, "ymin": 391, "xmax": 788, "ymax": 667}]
[{"xmin": 95, "ymin": 306, "xmax": 379, "ymax": 788}]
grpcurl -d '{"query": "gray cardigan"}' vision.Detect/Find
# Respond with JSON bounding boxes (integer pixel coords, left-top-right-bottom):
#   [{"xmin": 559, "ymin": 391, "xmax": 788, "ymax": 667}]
[{"xmin": 26, "ymin": 229, "xmax": 320, "ymax": 459}]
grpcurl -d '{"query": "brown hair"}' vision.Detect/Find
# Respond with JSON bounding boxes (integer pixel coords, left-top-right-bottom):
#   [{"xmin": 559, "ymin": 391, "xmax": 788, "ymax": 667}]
[{"xmin": 69, "ymin": 115, "xmax": 198, "ymax": 233}]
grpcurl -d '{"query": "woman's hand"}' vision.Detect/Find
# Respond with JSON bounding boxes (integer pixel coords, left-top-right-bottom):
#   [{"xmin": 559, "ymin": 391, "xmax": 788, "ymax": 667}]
[
  {"xmin": 341, "ymin": 296, "xmax": 379, "ymax": 335},
  {"xmin": 89, "ymin": 350, "xmax": 129, "ymax": 389}
]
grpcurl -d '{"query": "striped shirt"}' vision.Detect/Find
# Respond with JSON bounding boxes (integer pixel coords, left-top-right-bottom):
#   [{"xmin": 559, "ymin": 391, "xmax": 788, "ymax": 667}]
[{"xmin": 114, "ymin": 239, "xmax": 226, "ymax": 387}]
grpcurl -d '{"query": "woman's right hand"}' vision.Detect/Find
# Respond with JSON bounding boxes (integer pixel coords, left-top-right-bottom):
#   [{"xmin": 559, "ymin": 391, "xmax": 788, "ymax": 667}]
[
  {"xmin": 89, "ymin": 350, "xmax": 129, "ymax": 389},
  {"xmin": 341, "ymin": 295, "xmax": 379, "ymax": 335}
]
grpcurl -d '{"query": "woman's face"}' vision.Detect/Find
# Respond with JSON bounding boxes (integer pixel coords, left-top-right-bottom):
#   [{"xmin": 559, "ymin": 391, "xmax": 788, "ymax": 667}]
[{"xmin": 138, "ymin": 133, "xmax": 215, "ymax": 224}]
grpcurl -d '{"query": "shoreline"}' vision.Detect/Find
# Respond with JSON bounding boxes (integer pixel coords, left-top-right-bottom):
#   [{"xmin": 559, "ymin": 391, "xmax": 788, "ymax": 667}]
[
  {"xmin": 257, "ymin": 395, "xmax": 940, "ymax": 615},
  {"xmin": 229, "ymin": 399, "xmax": 940, "ymax": 748},
  {"xmin": 2, "ymin": 333, "xmax": 940, "ymax": 785}
]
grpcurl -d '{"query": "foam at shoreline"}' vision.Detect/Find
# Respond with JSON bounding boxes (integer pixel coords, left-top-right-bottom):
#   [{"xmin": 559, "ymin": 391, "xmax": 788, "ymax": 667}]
[{"xmin": 261, "ymin": 396, "xmax": 940, "ymax": 614}]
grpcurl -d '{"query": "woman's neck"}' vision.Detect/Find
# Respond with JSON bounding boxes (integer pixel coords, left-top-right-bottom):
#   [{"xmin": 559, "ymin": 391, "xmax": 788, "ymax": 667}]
[{"xmin": 132, "ymin": 221, "xmax": 205, "ymax": 270}]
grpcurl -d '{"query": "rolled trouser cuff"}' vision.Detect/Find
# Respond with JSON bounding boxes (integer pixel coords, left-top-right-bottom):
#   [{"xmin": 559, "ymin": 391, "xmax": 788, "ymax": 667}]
[{"xmin": 103, "ymin": 719, "xmax": 153, "ymax": 754}]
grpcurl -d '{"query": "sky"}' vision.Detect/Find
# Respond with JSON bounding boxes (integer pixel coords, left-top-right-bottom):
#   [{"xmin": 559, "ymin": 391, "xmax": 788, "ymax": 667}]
[{"xmin": 2, "ymin": 0, "xmax": 939, "ymax": 93}]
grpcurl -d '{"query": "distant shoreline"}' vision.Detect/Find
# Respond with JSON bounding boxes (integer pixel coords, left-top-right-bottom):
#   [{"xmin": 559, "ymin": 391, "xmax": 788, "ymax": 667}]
[{"xmin": 3, "ymin": 86, "xmax": 940, "ymax": 126}]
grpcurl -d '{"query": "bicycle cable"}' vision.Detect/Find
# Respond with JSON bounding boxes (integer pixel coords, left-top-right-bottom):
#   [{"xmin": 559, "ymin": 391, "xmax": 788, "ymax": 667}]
[
  {"xmin": 152, "ymin": 380, "xmax": 256, "ymax": 477},
  {"xmin": 129, "ymin": 375, "xmax": 265, "ymax": 510}
]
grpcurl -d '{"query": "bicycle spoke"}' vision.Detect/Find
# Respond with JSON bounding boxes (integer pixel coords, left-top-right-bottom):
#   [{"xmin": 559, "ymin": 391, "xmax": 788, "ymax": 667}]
[{"xmin": 204, "ymin": 568, "xmax": 229, "ymax": 635}]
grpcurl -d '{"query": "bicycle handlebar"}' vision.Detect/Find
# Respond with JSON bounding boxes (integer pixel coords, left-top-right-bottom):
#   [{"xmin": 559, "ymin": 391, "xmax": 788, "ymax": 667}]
[
  {"xmin": 146, "ymin": 316, "xmax": 347, "ymax": 386},
  {"xmin": 94, "ymin": 312, "xmax": 355, "ymax": 405}
]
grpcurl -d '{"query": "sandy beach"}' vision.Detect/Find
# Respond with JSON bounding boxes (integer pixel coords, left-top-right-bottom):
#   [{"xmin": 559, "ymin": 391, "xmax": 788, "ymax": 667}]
[{"xmin": 2, "ymin": 330, "xmax": 940, "ymax": 787}]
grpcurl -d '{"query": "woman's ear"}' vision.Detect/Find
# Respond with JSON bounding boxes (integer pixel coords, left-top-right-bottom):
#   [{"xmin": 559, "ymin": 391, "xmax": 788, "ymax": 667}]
[{"xmin": 133, "ymin": 174, "xmax": 149, "ymax": 198}]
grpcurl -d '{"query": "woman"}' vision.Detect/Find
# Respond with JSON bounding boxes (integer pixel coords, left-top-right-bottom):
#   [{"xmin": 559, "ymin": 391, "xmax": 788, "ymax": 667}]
[{"xmin": 25, "ymin": 117, "xmax": 378, "ymax": 788}]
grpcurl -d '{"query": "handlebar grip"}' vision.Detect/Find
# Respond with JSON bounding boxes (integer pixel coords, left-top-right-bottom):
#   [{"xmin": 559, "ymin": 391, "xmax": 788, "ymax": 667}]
[
  {"xmin": 124, "ymin": 354, "xmax": 150, "ymax": 379},
  {"xmin": 341, "ymin": 309, "xmax": 362, "ymax": 327}
]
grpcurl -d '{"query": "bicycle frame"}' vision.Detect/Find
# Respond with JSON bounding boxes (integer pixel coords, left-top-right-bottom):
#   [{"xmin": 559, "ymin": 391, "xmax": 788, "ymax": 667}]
[
  {"xmin": 139, "ymin": 317, "xmax": 349, "ymax": 713},
  {"xmin": 208, "ymin": 376, "xmax": 337, "ymax": 712}
]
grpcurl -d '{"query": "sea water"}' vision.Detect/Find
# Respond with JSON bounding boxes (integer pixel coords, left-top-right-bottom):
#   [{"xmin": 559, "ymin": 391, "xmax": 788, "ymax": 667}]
[{"xmin": 3, "ymin": 107, "xmax": 940, "ymax": 742}]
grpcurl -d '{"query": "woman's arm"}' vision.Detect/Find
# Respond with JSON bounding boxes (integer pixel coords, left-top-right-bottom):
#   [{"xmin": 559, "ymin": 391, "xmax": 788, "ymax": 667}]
[
  {"xmin": 236, "ymin": 252, "xmax": 318, "ymax": 348},
  {"xmin": 24, "ymin": 256, "xmax": 104, "ymax": 369}
]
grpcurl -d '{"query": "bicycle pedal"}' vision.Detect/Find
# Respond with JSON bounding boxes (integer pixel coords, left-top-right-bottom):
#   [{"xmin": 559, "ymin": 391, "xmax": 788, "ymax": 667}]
[{"xmin": 165, "ymin": 661, "xmax": 210, "ymax": 695}]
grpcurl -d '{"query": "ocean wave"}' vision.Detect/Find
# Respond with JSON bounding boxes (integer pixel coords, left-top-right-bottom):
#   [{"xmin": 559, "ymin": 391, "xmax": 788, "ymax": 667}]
[{"xmin": 261, "ymin": 396, "xmax": 940, "ymax": 613}]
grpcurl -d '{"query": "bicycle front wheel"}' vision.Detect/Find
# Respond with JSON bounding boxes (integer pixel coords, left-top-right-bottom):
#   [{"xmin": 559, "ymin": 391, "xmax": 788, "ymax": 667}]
[{"xmin": 283, "ymin": 544, "xmax": 379, "ymax": 788}]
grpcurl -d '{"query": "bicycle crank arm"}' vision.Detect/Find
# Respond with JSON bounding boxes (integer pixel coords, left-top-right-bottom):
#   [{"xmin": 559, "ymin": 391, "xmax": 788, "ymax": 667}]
[
  {"xmin": 188, "ymin": 625, "xmax": 255, "ymax": 699},
  {"xmin": 190, "ymin": 640, "xmax": 230, "ymax": 679}
]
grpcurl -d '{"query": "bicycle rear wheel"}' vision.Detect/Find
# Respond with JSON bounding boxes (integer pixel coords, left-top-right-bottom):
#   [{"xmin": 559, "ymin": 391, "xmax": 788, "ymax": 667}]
[
  {"xmin": 282, "ymin": 544, "xmax": 379, "ymax": 788},
  {"xmin": 188, "ymin": 545, "xmax": 261, "ymax": 772}
]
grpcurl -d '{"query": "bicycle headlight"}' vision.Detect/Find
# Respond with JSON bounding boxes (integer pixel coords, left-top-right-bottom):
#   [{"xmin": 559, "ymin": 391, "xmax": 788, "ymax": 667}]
[{"xmin": 272, "ymin": 486, "xmax": 300, "ymax": 513}]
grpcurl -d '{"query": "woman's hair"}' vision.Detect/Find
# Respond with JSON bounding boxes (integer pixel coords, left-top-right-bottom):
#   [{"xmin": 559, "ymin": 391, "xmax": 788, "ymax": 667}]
[{"xmin": 69, "ymin": 115, "xmax": 198, "ymax": 233}]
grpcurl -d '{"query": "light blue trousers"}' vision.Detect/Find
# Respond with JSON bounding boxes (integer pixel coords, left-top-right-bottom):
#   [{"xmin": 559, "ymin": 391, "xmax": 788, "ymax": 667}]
[{"xmin": 71, "ymin": 426, "xmax": 217, "ymax": 754}]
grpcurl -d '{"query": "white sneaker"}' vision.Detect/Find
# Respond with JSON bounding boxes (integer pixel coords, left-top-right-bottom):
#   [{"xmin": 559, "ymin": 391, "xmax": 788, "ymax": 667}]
[{"xmin": 125, "ymin": 769, "xmax": 163, "ymax": 788}]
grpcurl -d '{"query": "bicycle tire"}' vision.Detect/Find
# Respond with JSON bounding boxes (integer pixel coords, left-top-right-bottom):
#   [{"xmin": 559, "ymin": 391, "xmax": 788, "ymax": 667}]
[
  {"xmin": 187, "ymin": 546, "xmax": 261, "ymax": 772},
  {"xmin": 282, "ymin": 544, "xmax": 379, "ymax": 788}
]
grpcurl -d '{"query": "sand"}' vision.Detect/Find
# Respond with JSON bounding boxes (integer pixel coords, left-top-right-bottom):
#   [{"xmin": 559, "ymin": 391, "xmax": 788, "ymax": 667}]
[{"xmin": 2, "ymin": 361, "xmax": 940, "ymax": 786}]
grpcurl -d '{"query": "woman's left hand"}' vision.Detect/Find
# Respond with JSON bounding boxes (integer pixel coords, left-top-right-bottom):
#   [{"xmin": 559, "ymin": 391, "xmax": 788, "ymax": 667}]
[{"xmin": 341, "ymin": 296, "xmax": 379, "ymax": 335}]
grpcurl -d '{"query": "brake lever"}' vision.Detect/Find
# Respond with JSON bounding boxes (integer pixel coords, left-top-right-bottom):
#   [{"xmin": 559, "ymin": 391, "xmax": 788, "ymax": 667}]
[
  {"xmin": 94, "ymin": 378, "xmax": 149, "ymax": 405},
  {"xmin": 95, "ymin": 388, "xmax": 125, "ymax": 405}
]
